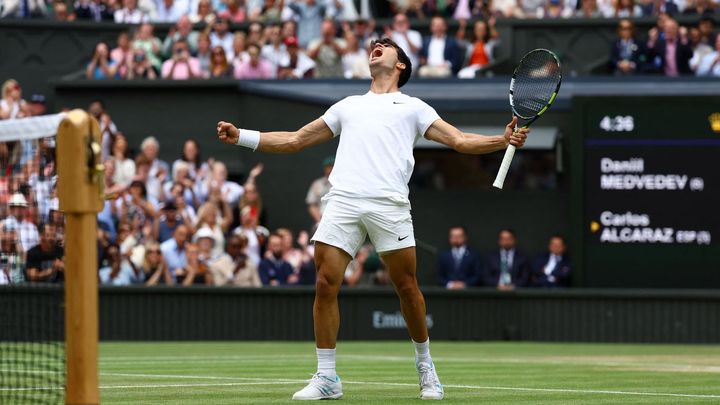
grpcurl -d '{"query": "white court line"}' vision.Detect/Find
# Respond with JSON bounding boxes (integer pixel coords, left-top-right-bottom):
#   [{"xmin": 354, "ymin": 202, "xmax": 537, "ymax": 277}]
[{"xmin": 3, "ymin": 373, "xmax": 720, "ymax": 399}]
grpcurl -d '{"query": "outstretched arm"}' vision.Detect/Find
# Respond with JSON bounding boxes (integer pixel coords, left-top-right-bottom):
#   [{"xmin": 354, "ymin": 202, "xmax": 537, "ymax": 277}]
[
  {"xmin": 424, "ymin": 116, "xmax": 528, "ymax": 154},
  {"xmin": 217, "ymin": 118, "xmax": 334, "ymax": 153}
]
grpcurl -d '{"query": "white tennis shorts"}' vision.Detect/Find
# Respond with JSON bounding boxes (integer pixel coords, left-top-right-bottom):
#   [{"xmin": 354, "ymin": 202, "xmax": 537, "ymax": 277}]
[{"xmin": 311, "ymin": 193, "xmax": 415, "ymax": 257}]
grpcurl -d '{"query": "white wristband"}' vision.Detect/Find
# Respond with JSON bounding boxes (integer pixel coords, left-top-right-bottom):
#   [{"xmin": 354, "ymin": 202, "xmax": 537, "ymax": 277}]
[{"xmin": 236, "ymin": 129, "xmax": 260, "ymax": 151}]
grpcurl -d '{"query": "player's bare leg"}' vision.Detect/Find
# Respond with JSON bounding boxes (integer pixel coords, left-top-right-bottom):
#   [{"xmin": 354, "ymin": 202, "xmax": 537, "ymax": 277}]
[
  {"xmin": 383, "ymin": 247, "xmax": 428, "ymax": 342},
  {"xmin": 313, "ymin": 242, "xmax": 351, "ymax": 349},
  {"xmin": 384, "ymin": 247, "xmax": 444, "ymax": 400},
  {"xmin": 292, "ymin": 241, "xmax": 350, "ymax": 400}
]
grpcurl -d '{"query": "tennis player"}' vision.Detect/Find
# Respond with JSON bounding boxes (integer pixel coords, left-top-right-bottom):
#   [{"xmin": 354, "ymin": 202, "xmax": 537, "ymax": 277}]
[{"xmin": 217, "ymin": 37, "xmax": 528, "ymax": 401}]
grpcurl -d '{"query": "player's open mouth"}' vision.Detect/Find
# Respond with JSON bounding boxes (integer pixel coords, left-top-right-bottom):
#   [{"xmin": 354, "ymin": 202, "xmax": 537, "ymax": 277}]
[{"xmin": 371, "ymin": 47, "xmax": 383, "ymax": 59}]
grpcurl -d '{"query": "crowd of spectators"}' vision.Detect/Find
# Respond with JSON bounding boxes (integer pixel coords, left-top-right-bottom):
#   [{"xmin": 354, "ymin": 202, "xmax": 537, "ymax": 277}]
[
  {"xmin": 2, "ymin": 0, "xmax": 718, "ymax": 77},
  {"xmin": 437, "ymin": 227, "xmax": 571, "ymax": 290},
  {"xmin": 610, "ymin": 14, "xmax": 719, "ymax": 76}
]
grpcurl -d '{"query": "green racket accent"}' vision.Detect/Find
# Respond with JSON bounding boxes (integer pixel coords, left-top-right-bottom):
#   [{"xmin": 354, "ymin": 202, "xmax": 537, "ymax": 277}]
[{"xmin": 548, "ymin": 91, "xmax": 557, "ymax": 105}]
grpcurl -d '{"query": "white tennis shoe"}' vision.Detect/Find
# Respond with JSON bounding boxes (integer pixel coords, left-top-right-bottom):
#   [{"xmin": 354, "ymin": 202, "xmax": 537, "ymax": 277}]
[
  {"xmin": 417, "ymin": 361, "xmax": 444, "ymax": 400},
  {"xmin": 292, "ymin": 373, "xmax": 343, "ymax": 400}
]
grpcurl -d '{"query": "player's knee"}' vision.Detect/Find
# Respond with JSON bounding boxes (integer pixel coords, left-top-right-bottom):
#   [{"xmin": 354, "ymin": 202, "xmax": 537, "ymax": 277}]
[
  {"xmin": 392, "ymin": 275, "xmax": 419, "ymax": 297},
  {"xmin": 315, "ymin": 273, "xmax": 340, "ymax": 301}
]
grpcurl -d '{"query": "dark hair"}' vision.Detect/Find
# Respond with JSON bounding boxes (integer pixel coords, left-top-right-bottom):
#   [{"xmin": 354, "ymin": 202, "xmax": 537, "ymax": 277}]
[
  {"xmin": 129, "ymin": 180, "xmax": 147, "ymax": 198},
  {"xmin": 498, "ymin": 229, "xmax": 516, "ymax": 237},
  {"xmin": 38, "ymin": 222, "xmax": 54, "ymax": 235},
  {"xmin": 182, "ymin": 138, "xmax": 201, "ymax": 170},
  {"xmin": 247, "ymin": 43, "xmax": 261, "ymax": 53},
  {"xmin": 371, "ymin": 37, "xmax": 412, "ymax": 88}
]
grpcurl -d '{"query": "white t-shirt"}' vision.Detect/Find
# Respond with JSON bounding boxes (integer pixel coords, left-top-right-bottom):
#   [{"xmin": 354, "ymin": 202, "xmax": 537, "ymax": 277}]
[{"xmin": 321, "ymin": 91, "xmax": 440, "ymax": 199}]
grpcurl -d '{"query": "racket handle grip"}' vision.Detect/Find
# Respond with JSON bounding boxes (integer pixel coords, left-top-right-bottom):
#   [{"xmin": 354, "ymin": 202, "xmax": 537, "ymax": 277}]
[{"xmin": 493, "ymin": 144, "xmax": 517, "ymax": 189}]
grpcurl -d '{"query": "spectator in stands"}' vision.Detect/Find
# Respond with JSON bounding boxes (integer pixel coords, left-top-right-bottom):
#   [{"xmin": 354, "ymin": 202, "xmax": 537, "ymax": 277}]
[
  {"xmin": 164, "ymin": 161, "xmax": 199, "ymax": 207},
  {"xmin": 25, "ymin": 223, "xmax": 63, "ymax": 283},
  {"xmin": 195, "ymin": 199, "xmax": 232, "ymax": 257},
  {"xmin": 168, "ymin": 181, "xmax": 198, "ymax": 223},
  {"xmin": 532, "ymin": 234, "xmax": 571, "ymax": 288},
  {"xmin": 162, "ymin": 16, "xmax": 199, "ymax": 60},
  {"xmin": 127, "ymin": 48, "xmax": 158, "ymax": 79},
  {"xmin": 614, "ymin": 0, "xmax": 639, "ymax": 17},
  {"xmin": 139, "ymin": 136, "xmax": 169, "ymax": 199},
  {"xmin": 88, "ymin": 100, "xmax": 118, "ymax": 160},
  {"xmin": 288, "ymin": 0, "xmax": 326, "ymax": 48},
  {"xmin": 154, "ymin": 201, "xmax": 184, "ymax": 243},
  {"xmin": 208, "ymin": 46, "xmax": 234, "ymax": 78},
  {"xmin": 111, "ymin": 134, "xmax": 135, "ymax": 187},
  {"xmin": 0, "ymin": 222, "xmax": 24, "ymax": 284},
  {"xmin": 118, "ymin": 180, "xmax": 157, "ymax": 242},
  {"xmin": 75, "ymin": 0, "xmax": 115, "ymax": 21},
  {"xmin": 247, "ymin": 22, "xmax": 265, "ymax": 45},
  {"xmin": 235, "ymin": 43, "xmax": 274, "ymax": 78},
  {"xmin": 154, "ymin": 0, "xmax": 186, "ymax": 21},
  {"xmin": 261, "ymin": 25, "xmax": 287, "ymax": 77},
  {"xmin": 196, "ymin": 33, "xmax": 213, "ymax": 78},
  {"xmin": 276, "ymin": 228, "xmax": 310, "ymax": 277},
  {"xmin": 484, "ymin": 229, "xmax": 531, "ymax": 290},
  {"xmin": 230, "ymin": 32, "xmax": 249, "ymax": 66},
  {"xmin": 647, "ymin": 18, "xmax": 693, "ymax": 76},
  {"xmin": 210, "ymin": 17, "xmax": 235, "ymax": 60},
  {"xmin": 306, "ymin": 156, "xmax": 332, "ymax": 225},
  {"xmin": 576, "ymin": 0, "xmax": 602, "ymax": 17},
  {"xmin": 162, "ymin": 39, "xmax": 202, "ymax": 79},
  {"xmin": 99, "ymin": 243, "xmax": 140, "ymax": 285},
  {"xmin": 258, "ymin": 232, "xmax": 293, "ymax": 286},
  {"xmin": 27, "ymin": 93, "xmax": 47, "ymax": 116},
  {"xmin": 115, "ymin": 0, "xmax": 149, "ymax": 22},
  {"xmin": 698, "ymin": 16, "xmax": 717, "ymax": 45},
  {"xmin": 610, "ymin": 19, "xmax": 645, "ymax": 75},
  {"xmin": 254, "ymin": 0, "xmax": 284, "ymax": 22},
  {"xmin": 201, "ymin": 161, "xmax": 243, "ymax": 206},
  {"xmin": 160, "ymin": 223, "xmax": 189, "ymax": 281},
  {"xmin": 277, "ymin": 36, "xmax": 316, "ymax": 79},
  {"xmin": 239, "ymin": 181, "xmax": 265, "ymax": 226},
  {"xmin": 133, "ymin": 23, "xmax": 163, "ymax": 73},
  {"xmin": 111, "ymin": 32, "xmax": 133, "ymax": 80},
  {"xmin": 419, "ymin": 16, "xmax": 462, "ymax": 78},
  {"xmin": 86, "ymin": 42, "xmax": 119, "ymax": 80},
  {"xmin": 53, "ymin": 2, "xmax": 74, "ymax": 21},
  {"xmin": 2, "ymin": 193, "xmax": 39, "ymax": 254},
  {"xmin": 190, "ymin": 0, "xmax": 216, "ymax": 24},
  {"xmin": 0, "ymin": 0, "xmax": 49, "ymax": 18},
  {"xmin": 136, "ymin": 241, "xmax": 172, "ymax": 285},
  {"xmin": 226, "ymin": 234, "xmax": 262, "ymax": 286},
  {"xmin": 342, "ymin": 30, "xmax": 370, "ymax": 78},
  {"xmin": 233, "ymin": 206, "xmax": 264, "ymax": 265},
  {"xmin": 683, "ymin": 0, "xmax": 715, "ymax": 16},
  {"xmin": 696, "ymin": 34, "xmax": 720, "ymax": 76},
  {"xmin": 458, "ymin": 19, "xmax": 499, "ymax": 79},
  {"xmin": 0, "ymin": 79, "xmax": 30, "ymax": 120},
  {"xmin": 177, "ymin": 242, "xmax": 210, "ymax": 285},
  {"xmin": 195, "ymin": 226, "xmax": 235, "ymax": 285},
  {"xmin": 386, "ymin": 14, "xmax": 421, "ymax": 75},
  {"xmin": 172, "ymin": 139, "xmax": 209, "ymax": 183},
  {"xmin": 312, "ymin": 20, "xmax": 344, "ymax": 59},
  {"xmin": 437, "ymin": 226, "xmax": 482, "ymax": 289},
  {"xmin": 218, "ymin": 0, "xmax": 247, "ymax": 22}
]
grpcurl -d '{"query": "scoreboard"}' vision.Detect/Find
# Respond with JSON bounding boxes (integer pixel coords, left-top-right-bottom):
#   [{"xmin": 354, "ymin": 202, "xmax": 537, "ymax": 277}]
[{"xmin": 572, "ymin": 96, "xmax": 720, "ymax": 288}]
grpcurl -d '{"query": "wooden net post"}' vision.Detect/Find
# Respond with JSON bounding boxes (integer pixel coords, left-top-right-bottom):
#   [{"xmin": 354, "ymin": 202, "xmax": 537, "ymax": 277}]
[{"xmin": 56, "ymin": 110, "xmax": 104, "ymax": 405}]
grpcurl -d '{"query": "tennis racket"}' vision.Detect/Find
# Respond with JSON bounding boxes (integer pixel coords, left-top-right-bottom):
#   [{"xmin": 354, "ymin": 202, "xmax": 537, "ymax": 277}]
[{"xmin": 492, "ymin": 49, "xmax": 562, "ymax": 189}]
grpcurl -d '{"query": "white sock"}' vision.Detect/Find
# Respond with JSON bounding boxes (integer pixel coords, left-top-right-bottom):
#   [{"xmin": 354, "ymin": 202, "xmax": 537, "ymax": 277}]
[
  {"xmin": 316, "ymin": 348, "xmax": 337, "ymax": 379},
  {"xmin": 413, "ymin": 338, "xmax": 432, "ymax": 364}
]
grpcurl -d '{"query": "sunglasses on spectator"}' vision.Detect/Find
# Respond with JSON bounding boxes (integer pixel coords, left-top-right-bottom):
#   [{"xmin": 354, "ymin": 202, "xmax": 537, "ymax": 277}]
[{"xmin": 148, "ymin": 250, "xmax": 161, "ymax": 254}]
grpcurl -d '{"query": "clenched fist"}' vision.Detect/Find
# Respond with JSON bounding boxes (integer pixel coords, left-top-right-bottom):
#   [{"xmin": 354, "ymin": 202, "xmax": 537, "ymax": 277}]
[{"xmin": 217, "ymin": 121, "xmax": 239, "ymax": 145}]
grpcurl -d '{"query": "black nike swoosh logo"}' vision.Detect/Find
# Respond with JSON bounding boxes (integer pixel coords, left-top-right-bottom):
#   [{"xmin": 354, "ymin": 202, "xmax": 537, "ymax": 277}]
[
  {"xmin": 393, "ymin": 102, "xmax": 405, "ymax": 104},
  {"xmin": 398, "ymin": 235, "xmax": 409, "ymax": 241}
]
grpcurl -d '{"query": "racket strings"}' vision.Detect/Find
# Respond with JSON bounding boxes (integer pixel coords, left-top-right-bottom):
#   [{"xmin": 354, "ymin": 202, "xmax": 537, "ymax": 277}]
[{"xmin": 510, "ymin": 51, "xmax": 561, "ymax": 119}]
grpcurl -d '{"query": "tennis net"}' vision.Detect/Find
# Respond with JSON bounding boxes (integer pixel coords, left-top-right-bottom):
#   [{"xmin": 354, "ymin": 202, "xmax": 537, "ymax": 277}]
[{"xmin": 0, "ymin": 113, "xmax": 67, "ymax": 404}]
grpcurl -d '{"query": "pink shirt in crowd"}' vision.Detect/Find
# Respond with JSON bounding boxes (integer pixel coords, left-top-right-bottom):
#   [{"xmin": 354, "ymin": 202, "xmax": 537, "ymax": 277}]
[
  {"xmin": 161, "ymin": 58, "xmax": 201, "ymax": 79},
  {"xmin": 234, "ymin": 60, "xmax": 274, "ymax": 79},
  {"xmin": 665, "ymin": 40, "xmax": 678, "ymax": 77}
]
